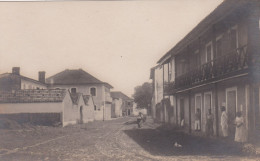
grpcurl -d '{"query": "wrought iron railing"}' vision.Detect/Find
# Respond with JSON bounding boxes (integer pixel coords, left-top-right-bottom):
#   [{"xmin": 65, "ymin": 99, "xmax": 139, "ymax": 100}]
[{"xmin": 164, "ymin": 45, "xmax": 248, "ymax": 94}]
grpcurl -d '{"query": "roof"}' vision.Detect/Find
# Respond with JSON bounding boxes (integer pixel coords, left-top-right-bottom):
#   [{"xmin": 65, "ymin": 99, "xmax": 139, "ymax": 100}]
[
  {"xmin": 0, "ymin": 73, "xmax": 46, "ymax": 86},
  {"xmin": 0, "ymin": 89, "xmax": 66, "ymax": 103},
  {"xmin": 150, "ymin": 65, "xmax": 161, "ymax": 79},
  {"xmin": 157, "ymin": 0, "xmax": 252, "ymax": 64},
  {"xmin": 70, "ymin": 93, "xmax": 81, "ymax": 105},
  {"xmin": 46, "ymin": 69, "xmax": 113, "ymax": 88},
  {"xmin": 111, "ymin": 91, "xmax": 133, "ymax": 101},
  {"xmin": 82, "ymin": 95, "xmax": 91, "ymax": 105},
  {"xmin": 69, "ymin": 92, "xmax": 92, "ymax": 105}
]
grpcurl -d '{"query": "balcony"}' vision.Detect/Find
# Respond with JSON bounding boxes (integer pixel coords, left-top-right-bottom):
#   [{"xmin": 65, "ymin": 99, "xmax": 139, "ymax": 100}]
[{"xmin": 164, "ymin": 45, "xmax": 249, "ymax": 94}]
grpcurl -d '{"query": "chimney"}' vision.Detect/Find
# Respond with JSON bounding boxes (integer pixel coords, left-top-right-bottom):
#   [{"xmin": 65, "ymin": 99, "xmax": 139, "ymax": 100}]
[
  {"xmin": 38, "ymin": 71, "xmax": 46, "ymax": 84},
  {"xmin": 12, "ymin": 67, "xmax": 20, "ymax": 75}
]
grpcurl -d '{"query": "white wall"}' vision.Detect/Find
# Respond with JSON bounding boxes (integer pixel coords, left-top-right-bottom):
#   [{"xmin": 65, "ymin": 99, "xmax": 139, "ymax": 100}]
[
  {"xmin": 21, "ymin": 79, "xmax": 47, "ymax": 90},
  {"xmin": 48, "ymin": 84, "xmax": 105, "ymax": 110},
  {"xmin": 0, "ymin": 102, "xmax": 62, "ymax": 114},
  {"xmin": 154, "ymin": 66, "xmax": 163, "ymax": 104}
]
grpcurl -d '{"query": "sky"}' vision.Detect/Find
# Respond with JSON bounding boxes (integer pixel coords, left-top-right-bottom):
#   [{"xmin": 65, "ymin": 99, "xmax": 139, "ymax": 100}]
[{"xmin": 0, "ymin": 0, "xmax": 223, "ymax": 97}]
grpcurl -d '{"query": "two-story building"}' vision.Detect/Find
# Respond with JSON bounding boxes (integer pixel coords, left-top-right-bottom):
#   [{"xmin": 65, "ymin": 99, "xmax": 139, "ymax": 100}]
[
  {"xmin": 46, "ymin": 69, "xmax": 113, "ymax": 120},
  {"xmin": 151, "ymin": 0, "xmax": 260, "ymax": 142}
]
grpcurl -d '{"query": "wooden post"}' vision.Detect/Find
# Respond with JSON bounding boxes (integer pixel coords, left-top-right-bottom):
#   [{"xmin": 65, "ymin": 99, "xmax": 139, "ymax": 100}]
[
  {"xmin": 189, "ymin": 91, "xmax": 192, "ymax": 133},
  {"xmin": 215, "ymin": 83, "xmax": 219, "ymax": 136},
  {"xmin": 176, "ymin": 95, "xmax": 178, "ymax": 125}
]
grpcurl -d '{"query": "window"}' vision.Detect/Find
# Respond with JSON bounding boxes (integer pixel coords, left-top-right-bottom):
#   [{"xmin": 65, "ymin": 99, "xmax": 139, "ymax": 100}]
[
  {"xmin": 194, "ymin": 50, "xmax": 200, "ymax": 67},
  {"xmin": 90, "ymin": 87, "xmax": 96, "ymax": 96},
  {"xmin": 216, "ymin": 35, "xmax": 223, "ymax": 58},
  {"xmin": 163, "ymin": 64, "xmax": 169, "ymax": 82},
  {"xmin": 230, "ymin": 26, "xmax": 238, "ymax": 50},
  {"xmin": 168, "ymin": 62, "xmax": 172, "ymax": 81},
  {"xmin": 180, "ymin": 59, "xmax": 186, "ymax": 75},
  {"xmin": 206, "ymin": 42, "xmax": 213, "ymax": 63},
  {"xmin": 128, "ymin": 102, "xmax": 131, "ymax": 106},
  {"xmin": 71, "ymin": 88, "xmax": 76, "ymax": 94}
]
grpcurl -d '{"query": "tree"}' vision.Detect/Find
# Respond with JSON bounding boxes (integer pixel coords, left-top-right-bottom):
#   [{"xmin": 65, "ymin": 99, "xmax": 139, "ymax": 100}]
[{"xmin": 133, "ymin": 82, "xmax": 152, "ymax": 109}]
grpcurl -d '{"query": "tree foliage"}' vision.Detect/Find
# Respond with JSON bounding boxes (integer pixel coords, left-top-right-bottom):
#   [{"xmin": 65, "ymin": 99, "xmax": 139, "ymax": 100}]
[{"xmin": 133, "ymin": 82, "xmax": 152, "ymax": 109}]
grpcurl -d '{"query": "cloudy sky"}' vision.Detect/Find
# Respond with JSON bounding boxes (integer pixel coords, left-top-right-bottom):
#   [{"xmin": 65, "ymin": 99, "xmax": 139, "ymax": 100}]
[{"xmin": 0, "ymin": 0, "xmax": 223, "ymax": 97}]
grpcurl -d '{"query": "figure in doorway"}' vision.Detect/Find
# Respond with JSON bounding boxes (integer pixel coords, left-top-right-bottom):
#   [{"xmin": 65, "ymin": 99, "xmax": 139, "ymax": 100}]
[
  {"xmin": 195, "ymin": 108, "xmax": 201, "ymax": 131},
  {"xmin": 206, "ymin": 109, "xmax": 214, "ymax": 136},
  {"xmin": 221, "ymin": 106, "xmax": 228, "ymax": 137},
  {"xmin": 234, "ymin": 111, "xmax": 247, "ymax": 143}
]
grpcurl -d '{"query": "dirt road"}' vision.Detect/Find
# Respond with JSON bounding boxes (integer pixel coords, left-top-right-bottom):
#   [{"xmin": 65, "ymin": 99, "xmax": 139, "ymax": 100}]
[{"xmin": 0, "ymin": 117, "xmax": 258, "ymax": 161}]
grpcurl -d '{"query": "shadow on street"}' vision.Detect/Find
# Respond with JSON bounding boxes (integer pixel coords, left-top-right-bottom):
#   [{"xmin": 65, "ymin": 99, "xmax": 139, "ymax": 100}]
[
  {"xmin": 124, "ymin": 121, "xmax": 137, "ymax": 125},
  {"xmin": 123, "ymin": 127, "xmax": 244, "ymax": 157}
]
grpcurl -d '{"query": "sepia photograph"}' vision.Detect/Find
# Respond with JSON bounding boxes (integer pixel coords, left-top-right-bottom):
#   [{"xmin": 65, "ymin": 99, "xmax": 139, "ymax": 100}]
[{"xmin": 0, "ymin": 0, "xmax": 260, "ymax": 160}]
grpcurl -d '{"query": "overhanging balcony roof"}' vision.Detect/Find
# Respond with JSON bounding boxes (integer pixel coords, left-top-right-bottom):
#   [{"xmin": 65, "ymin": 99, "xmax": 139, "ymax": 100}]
[{"xmin": 157, "ymin": 0, "xmax": 252, "ymax": 64}]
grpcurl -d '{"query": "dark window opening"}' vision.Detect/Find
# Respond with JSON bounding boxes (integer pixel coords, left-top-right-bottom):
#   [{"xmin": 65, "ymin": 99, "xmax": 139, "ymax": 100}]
[
  {"xmin": 71, "ymin": 88, "xmax": 76, "ymax": 94},
  {"xmin": 216, "ymin": 38, "xmax": 223, "ymax": 58},
  {"xmin": 90, "ymin": 87, "xmax": 96, "ymax": 96}
]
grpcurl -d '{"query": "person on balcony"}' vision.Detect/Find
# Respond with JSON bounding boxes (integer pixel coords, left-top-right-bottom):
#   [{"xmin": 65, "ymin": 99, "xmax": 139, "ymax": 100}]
[
  {"xmin": 195, "ymin": 108, "xmax": 201, "ymax": 131},
  {"xmin": 206, "ymin": 109, "xmax": 214, "ymax": 136},
  {"xmin": 221, "ymin": 106, "xmax": 228, "ymax": 137}
]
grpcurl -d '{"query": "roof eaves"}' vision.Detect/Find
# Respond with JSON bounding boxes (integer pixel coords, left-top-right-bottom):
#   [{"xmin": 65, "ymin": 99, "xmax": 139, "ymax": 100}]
[{"xmin": 157, "ymin": 0, "xmax": 247, "ymax": 64}]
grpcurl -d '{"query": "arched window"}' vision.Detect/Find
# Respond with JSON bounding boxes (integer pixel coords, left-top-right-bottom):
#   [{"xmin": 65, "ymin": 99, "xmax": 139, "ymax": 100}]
[{"xmin": 90, "ymin": 87, "xmax": 96, "ymax": 96}]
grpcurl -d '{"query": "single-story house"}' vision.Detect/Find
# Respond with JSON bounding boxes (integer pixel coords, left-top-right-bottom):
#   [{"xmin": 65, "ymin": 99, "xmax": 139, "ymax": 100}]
[{"xmin": 0, "ymin": 89, "xmax": 94, "ymax": 127}]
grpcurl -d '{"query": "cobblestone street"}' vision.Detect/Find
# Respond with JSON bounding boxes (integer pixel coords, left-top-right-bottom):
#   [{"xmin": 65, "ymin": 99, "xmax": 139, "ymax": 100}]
[{"xmin": 0, "ymin": 117, "xmax": 258, "ymax": 161}]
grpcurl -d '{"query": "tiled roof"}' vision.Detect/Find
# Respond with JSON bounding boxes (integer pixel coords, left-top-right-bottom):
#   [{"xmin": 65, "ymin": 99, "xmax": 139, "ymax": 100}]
[
  {"xmin": 46, "ymin": 69, "xmax": 113, "ymax": 88},
  {"xmin": 111, "ymin": 91, "xmax": 133, "ymax": 101},
  {"xmin": 0, "ymin": 89, "xmax": 66, "ymax": 103},
  {"xmin": 70, "ymin": 93, "xmax": 81, "ymax": 105},
  {"xmin": 83, "ymin": 95, "xmax": 91, "ymax": 105}
]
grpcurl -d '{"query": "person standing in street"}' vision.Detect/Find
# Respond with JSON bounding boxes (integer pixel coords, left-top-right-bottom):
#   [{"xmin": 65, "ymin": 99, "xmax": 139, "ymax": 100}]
[
  {"xmin": 234, "ymin": 111, "xmax": 246, "ymax": 143},
  {"xmin": 137, "ymin": 112, "xmax": 143, "ymax": 128},
  {"xmin": 221, "ymin": 106, "xmax": 228, "ymax": 137}
]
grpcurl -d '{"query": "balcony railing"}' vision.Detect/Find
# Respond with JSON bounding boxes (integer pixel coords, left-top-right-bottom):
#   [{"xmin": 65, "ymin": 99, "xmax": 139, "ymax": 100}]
[{"xmin": 164, "ymin": 45, "xmax": 248, "ymax": 94}]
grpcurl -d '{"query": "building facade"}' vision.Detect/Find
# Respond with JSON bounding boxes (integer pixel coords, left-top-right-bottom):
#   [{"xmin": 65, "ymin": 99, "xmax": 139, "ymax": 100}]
[
  {"xmin": 151, "ymin": 0, "xmax": 260, "ymax": 142},
  {"xmin": 0, "ymin": 67, "xmax": 47, "ymax": 91},
  {"xmin": 0, "ymin": 89, "xmax": 95, "ymax": 127},
  {"xmin": 111, "ymin": 91, "xmax": 134, "ymax": 117},
  {"xmin": 46, "ymin": 69, "xmax": 113, "ymax": 121}
]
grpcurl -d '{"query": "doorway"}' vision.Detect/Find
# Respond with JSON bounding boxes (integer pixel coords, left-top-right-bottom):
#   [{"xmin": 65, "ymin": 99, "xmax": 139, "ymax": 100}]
[
  {"xmin": 204, "ymin": 92, "xmax": 212, "ymax": 132},
  {"xmin": 128, "ymin": 109, "xmax": 131, "ymax": 116},
  {"xmin": 80, "ymin": 106, "xmax": 83, "ymax": 124},
  {"xmin": 226, "ymin": 87, "xmax": 237, "ymax": 138},
  {"xmin": 180, "ymin": 98, "xmax": 184, "ymax": 125}
]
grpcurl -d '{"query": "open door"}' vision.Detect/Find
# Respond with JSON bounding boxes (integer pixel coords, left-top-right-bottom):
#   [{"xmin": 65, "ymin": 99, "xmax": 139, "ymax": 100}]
[
  {"xmin": 226, "ymin": 88, "xmax": 237, "ymax": 138},
  {"xmin": 80, "ymin": 106, "xmax": 83, "ymax": 124}
]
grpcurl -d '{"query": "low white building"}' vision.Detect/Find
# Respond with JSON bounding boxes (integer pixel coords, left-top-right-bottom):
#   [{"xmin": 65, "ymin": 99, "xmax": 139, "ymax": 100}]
[{"xmin": 0, "ymin": 89, "xmax": 95, "ymax": 126}]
